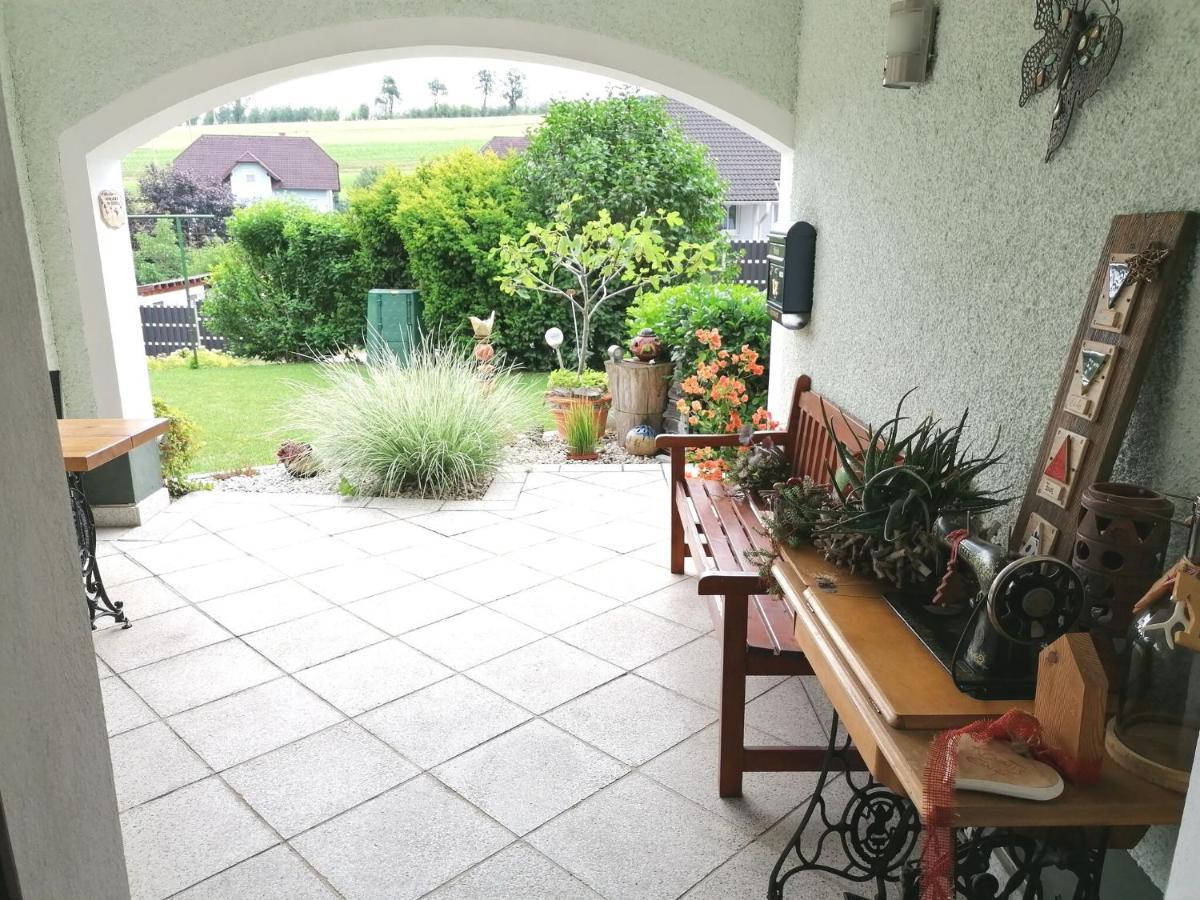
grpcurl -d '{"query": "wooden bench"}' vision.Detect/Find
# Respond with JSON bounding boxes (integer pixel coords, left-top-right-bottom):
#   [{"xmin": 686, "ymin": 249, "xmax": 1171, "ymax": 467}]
[{"xmin": 656, "ymin": 376, "xmax": 869, "ymax": 796}]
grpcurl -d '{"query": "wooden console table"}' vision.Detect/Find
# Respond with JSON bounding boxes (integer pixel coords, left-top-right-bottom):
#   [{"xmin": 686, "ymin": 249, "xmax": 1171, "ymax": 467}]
[
  {"xmin": 769, "ymin": 543, "xmax": 1183, "ymax": 898},
  {"xmin": 59, "ymin": 418, "xmax": 169, "ymax": 629}
]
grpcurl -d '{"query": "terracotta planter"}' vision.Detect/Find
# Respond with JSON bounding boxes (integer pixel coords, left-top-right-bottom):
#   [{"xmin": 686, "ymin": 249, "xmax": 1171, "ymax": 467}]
[
  {"xmin": 545, "ymin": 392, "xmax": 611, "ymax": 439},
  {"xmin": 565, "ymin": 451, "xmax": 599, "ymax": 462}
]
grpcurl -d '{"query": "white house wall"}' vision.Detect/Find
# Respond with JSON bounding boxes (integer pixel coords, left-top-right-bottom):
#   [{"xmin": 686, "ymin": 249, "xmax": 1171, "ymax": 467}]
[
  {"xmin": 228, "ymin": 161, "xmax": 274, "ymax": 204},
  {"xmin": 276, "ymin": 187, "xmax": 335, "ymax": 211}
]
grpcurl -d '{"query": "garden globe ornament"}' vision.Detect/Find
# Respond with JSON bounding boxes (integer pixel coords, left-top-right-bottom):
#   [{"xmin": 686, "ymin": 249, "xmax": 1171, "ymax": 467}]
[
  {"xmin": 630, "ymin": 328, "xmax": 663, "ymax": 362},
  {"xmin": 545, "ymin": 326, "xmax": 566, "ymax": 369},
  {"xmin": 625, "ymin": 424, "xmax": 659, "ymax": 457}
]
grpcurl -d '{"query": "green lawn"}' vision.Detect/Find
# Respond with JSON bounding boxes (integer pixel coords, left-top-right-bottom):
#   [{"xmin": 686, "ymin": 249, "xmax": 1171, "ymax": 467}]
[{"xmin": 150, "ymin": 362, "xmax": 551, "ymax": 474}]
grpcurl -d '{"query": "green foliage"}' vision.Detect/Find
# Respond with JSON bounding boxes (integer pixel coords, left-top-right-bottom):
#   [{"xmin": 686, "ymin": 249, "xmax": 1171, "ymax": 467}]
[
  {"xmin": 132, "ymin": 219, "xmax": 225, "ymax": 285},
  {"xmin": 203, "ymin": 201, "xmax": 370, "ymax": 359},
  {"xmin": 729, "ymin": 439, "xmax": 791, "ymax": 495},
  {"xmin": 546, "ymin": 368, "xmax": 608, "ymax": 391},
  {"xmin": 152, "ymin": 397, "xmax": 208, "ymax": 495},
  {"xmin": 497, "ymin": 200, "xmax": 725, "ymax": 372},
  {"xmin": 563, "ymin": 402, "xmax": 601, "ymax": 455},
  {"xmin": 627, "ymin": 282, "xmax": 771, "ymax": 375},
  {"xmin": 514, "ymin": 95, "xmax": 727, "ymax": 249},
  {"xmin": 290, "ymin": 342, "xmax": 539, "ymax": 498},
  {"xmin": 347, "ymin": 167, "xmax": 410, "ymax": 289},
  {"xmin": 146, "ymin": 348, "xmax": 263, "ymax": 370}
]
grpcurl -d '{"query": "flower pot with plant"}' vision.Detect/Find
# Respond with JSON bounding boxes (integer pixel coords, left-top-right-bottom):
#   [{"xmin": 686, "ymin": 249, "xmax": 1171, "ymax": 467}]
[
  {"xmin": 545, "ymin": 368, "xmax": 611, "ymax": 438},
  {"xmin": 563, "ymin": 401, "xmax": 602, "ymax": 461}
]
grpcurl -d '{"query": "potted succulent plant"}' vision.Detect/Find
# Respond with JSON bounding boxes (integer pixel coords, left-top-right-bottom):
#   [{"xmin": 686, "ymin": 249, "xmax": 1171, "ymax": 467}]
[
  {"xmin": 563, "ymin": 402, "xmax": 601, "ymax": 461},
  {"xmin": 545, "ymin": 368, "xmax": 611, "ymax": 439}
]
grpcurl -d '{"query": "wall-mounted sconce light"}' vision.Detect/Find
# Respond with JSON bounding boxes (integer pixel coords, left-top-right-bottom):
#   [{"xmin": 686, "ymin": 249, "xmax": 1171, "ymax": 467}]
[{"xmin": 884, "ymin": 0, "xmax": 937, "ymax": 88}]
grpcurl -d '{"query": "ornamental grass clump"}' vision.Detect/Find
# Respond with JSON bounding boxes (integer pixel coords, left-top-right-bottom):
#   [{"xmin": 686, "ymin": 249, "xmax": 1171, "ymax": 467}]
[
  {"xmin": 563, "ymin": 402, "xmax": 601, "ymax": 458},
  {"xmin": 291, "ymin": 343, "xmax": 538, "ymax": 498}
]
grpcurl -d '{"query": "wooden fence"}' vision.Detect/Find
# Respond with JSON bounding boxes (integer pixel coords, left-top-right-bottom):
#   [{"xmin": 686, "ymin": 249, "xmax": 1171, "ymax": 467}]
[
  {"xmin": 732, "ymin": 239, "xmax": 769, "ymax": 289},
  {"xmin": 140, "ymin": 303, "xmax": 227, "ymax": 356}
]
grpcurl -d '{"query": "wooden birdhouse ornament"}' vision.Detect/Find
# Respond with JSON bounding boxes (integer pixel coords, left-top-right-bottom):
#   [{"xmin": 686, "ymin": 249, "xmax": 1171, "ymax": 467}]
[{"xmin": 1034, "ymin": 633, "xmax": 1107, "ymax": 783}]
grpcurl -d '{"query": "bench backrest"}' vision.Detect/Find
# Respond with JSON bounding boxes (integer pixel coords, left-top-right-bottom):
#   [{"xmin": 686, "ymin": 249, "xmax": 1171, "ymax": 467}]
[{"xmin": 779, "ymin": 376, "xmax": 870, "ymax": 486}]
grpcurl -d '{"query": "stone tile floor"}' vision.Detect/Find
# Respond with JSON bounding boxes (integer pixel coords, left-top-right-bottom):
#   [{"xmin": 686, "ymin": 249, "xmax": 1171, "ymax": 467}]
[{"xmin": 95, "ymin": 464, "xmax": 849, "ymax": 900}]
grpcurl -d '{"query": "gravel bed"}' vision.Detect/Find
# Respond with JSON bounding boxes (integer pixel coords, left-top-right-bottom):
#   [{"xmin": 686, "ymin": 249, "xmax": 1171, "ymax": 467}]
[
  {"xmin": 198, "ymin": 464, "xmax": 342, "ymax": 495},
  {"xmin": 502, "ymin": 430, "xmax": 666, "ymax": 467}
]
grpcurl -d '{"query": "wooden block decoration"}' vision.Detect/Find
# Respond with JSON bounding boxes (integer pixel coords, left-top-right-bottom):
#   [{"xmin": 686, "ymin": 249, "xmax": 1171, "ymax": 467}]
[
  {"xmin": 1092, "ymin": 253, "xmax": 1141, "ymax": 333},
  {"xmin": 1036, "ymin": 429, "xmax": 1088, "ymax": 508},
  {"xmin": 1034, "ymin": 634, "xmax": 1107, "ymax": 784},
  {"xmin": 1171, "ymin": 569, "xmax": 1200, "ymax": 654},
  {"xmin": 1063, "ymin": 341, "xmax": 1117, "ymax": 422},
  {"xmin": 1011, "ymin": 212, "xmax": 1198, "ymax": 562},
  {"xmin": 1019, "ymin": 512, "xmax": 1059, "ymax": 556}
]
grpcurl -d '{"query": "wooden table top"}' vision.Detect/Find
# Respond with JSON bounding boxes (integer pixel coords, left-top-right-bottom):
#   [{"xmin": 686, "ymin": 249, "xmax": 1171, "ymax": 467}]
[
  {"xmin": 775, "ymin": 543, "xmax": 1184, "ymax": 833},
  {"xmin": 59, "ymin": 418, "xmax": 169, "ymax": 472}
]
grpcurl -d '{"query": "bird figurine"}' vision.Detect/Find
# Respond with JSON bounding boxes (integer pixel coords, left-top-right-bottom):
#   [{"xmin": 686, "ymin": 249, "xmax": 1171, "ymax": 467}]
[{"xmin": 469, "ymin": 311, "xmax": 496, "ymax": 340}]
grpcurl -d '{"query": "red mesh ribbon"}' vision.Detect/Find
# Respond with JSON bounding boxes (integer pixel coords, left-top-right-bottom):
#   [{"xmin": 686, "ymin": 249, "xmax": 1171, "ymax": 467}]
[
  {"xmin": 921, "ymin": 710, "xmax": 1051, "ymax": 900},
  {"xmin": 931, "ymin": 529, "xmax": 968, "ymax": 607}
]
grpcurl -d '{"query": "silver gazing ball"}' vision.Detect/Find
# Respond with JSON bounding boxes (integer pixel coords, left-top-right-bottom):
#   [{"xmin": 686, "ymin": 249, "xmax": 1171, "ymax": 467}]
[
  {"xmin": 625, "ymin": 424, "xmax": 658, "ymax": 457},
  {"xmin": 607, "ymin": 344, "xmax": 625, "ymax": 364}
]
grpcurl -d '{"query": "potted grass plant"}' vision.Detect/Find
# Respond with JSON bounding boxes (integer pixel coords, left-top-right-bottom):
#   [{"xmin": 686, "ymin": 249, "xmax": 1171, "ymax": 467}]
[
  {"xmin": 545, "ymin": 368, "xmax": 610, "ymax": 439},
  {"xmin": 563, "ymin": 401, "xmax": 602, "ymax": 461}
]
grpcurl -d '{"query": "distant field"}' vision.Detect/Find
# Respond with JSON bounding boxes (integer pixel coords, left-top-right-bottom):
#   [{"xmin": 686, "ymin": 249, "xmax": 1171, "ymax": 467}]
[{"xmin": 123, "ymin": 116, "xmax": 540, "ymax": 193}]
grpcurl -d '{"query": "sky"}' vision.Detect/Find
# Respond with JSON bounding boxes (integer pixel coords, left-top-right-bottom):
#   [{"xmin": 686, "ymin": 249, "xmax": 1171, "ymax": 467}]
[{"xmin": 246, "ymin": 58, "xmax": 638, "ymax": 114}]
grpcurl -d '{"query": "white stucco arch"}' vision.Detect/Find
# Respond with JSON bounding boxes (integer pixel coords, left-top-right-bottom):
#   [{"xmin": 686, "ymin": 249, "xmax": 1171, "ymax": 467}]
[{"xmin": 55, "ymin": 15, "xmax": 795, "ymax": 424}]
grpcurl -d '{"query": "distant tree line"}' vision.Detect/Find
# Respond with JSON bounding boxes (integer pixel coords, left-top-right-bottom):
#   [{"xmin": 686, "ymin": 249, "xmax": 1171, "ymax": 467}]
[{"xmin": 194, "ymin": 102, "xmax": 340, "ymax": 125}]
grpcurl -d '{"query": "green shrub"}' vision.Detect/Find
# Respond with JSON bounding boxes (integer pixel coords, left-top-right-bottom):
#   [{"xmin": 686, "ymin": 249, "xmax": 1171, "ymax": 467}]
[
  {"xmin": 627, "ymin": 282, "xmax": 771, "ymax": 373},
  {"xmin": 132, "ymin": 218, "xmax": 226, "ymax": 285},
  {"xmin": 146, "ymin": 347, "xmax": 263, "ymax": 370},
  {"xmin": 203, "ymin": 201, "xmax": 370, "ymax": 359},
  {"xmin": 563, "ymin": 402, "xmax": 601, "ymax": 456},
  {"xmin": 546, "ymin": 368, "xmax": 608, "ymax": 391},
  {"xmin": 289, "ymin": 342, "xmax": 539, "ymax": 498},
  {"xmin": 346, "ymin": 167, "xmax": 409, "ymax": 290},
  {"xmin": 153, "ymin": 397, "xmax": 208, "ymax": 495}
]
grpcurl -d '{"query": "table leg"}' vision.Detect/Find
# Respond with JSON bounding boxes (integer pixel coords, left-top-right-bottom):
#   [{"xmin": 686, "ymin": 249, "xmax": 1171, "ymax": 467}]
[
  {"xmin": 68, "ymin": 473, "xmax": 131, "ymax": 630},
  {"xmin": 769, "ymin": 711, "xmax": 922, "ymax": 900},
  {"xmin": 948, "ymin": 826, "xmax": 1109, "ymax": 900}
]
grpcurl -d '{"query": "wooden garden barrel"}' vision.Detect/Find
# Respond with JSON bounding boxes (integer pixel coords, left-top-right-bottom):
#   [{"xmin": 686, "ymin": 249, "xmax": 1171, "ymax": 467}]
[{"xmin": 605, "ymin": 360, "xmax": 674, "ymax": 439}]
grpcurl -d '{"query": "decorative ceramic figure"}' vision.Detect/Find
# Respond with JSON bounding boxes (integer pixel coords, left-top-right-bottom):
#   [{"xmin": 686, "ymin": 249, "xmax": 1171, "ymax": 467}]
[
  {"xmin": 469, "ymin": 311, "xmax": 496, "ymax": 340},
  {"xmin": 473, "ymin": 342, "xmax": 495, "ymax": 363},
  {"xmin": 630, "ymin": 328, "xmax": 662, "ymax": 362},
  {"xmin": 97, "ymin": 189, "xmax": 125, "ymax": 229},
  {"xmin": 625, "ymin": 424, "xmax": 658, "ymax": 457},
  {"xmin": 607, "ymin": 344, "xmax": 625, "ymax": 364}
]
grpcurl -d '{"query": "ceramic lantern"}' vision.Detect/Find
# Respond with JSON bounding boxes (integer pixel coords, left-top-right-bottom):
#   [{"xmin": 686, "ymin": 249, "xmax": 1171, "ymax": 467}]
[
  {"xmin": 630, "ymin": 328, "xmax": 662, "ymax": 362},
  {"xmin": 625, "ymin": 424, "xmax": 658, "ymax": 457}
]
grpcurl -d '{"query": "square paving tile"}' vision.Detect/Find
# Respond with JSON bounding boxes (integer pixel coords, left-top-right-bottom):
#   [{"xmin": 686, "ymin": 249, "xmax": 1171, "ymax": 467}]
[
  {"xmin": 487, "ymin": 580, "xmax": 620, "ymax": 633},
  {"xmin": 96, "ymin": 554, "xmax": 152, "ymax": 587},
  {"xmin": 409, "ymin": 509, "xmax": 502, "ymax": 536},
  {"xmin": 94, "ymin": 606, "xmax": 231, "ymax": 673},
  {"xmin": 335, "ymin": 519, "xmax": 431, "ymax": 555},
  {"xmin": 223, "ymin": 721, "xmax": 416, "ymax": 837},
  {"xmin": 120, "ymin": 777, "xmax": 277, "ymax": 900},
  {"xmin": 547, "ymin": 674, "xmax": 715, "ymax": 765},
  {"xmin": 250, "ymin": 536, "xmax": 367, "ymax": 577},
  {"xmin": 636, "ymin": 635, "xmax": 786, "ymax": 708},
  {"xmin": 457, "ymin": 520, "xmax": 555, "ymax": 555},
  {"xmin": 558, "ymin": 606, "xmax": 699, "ymax": 669},
  {"xmin": 630, "ymin": 578, "xmax": 713, "ymax": 632},
  {"xmin": 162, "ymin": 555, "xmax": 284, "ymax": 603},
  {"xmin": 359, "ymin": 675, "xmax": 530, "ymax": 769},
  {"xmin": 467, "ymin": 638, "xmax": 621, "ymax": 714},
  {"xmin": 504, "ymin": 536, "xmax": 618, "ymax": 578},
  {"xmin": 168, "ymin": 678, "xmax": 342, "ymax": 770},
  {"xmin": 296, "ymin": 640, "xmax": 451, "ymax": 715},
  {"xmin": 199, "ymin": 580, "xmax": 331, "ymax": 635},
  {"xmin": 297, "ymin": 557, "xmax": 419, "ymax": 605},
  {"xmin": 101, "ymin": 676, "xmax": 157, "ymax": 736},
  {"xmin": 298, "ymin": 505, "xmax": 398, "ymax": 534},
  {"xmin": 564, "ymin": 555, "xmax": 685, "ymax": 602},
  {"xmin": 428, "ymin": 842, "xmax": 602, "ymax": 899},
  {"xmin": 433, "ymin": 720, "xmax": 626, "ymax": 835},
  {"xmin": 364, "ymin": 496, "xmax": 443, "ymax": 516},
  {"xmin": 381, "ymin": 538, "xmax": 492, "ymax": 579},
  {"xmin": 527, "ymin": 773, "xmax": 745, "ymax": 900},
  {"xmin": 431, "ymin": 557, "xmax": 550, "ymax": 603},
  {"xmin": 218, "ymin": 516, "xmax": 325, "ymax": 555},
  {"xmin": 642, "ymin": 723, "xmax": 816, "ymax": 837},
  {"xmin": 109, "ymin": 721, "xmax": 210, "ymax": 811},
  {"xmin": 680, "ymin": 837, "xmax": 844, "ymax": 900},
  {"xmin": 123, "ymin": 639, "xmax": 283, "ymax": 717},
  {"xmin": 746, "ymin": 678, "xmax": 828, "ymax": 745},
  {"xmin": 108, "ymin": 577, "xmax": 187, "ymax": 619},
  {"xmin": 122, "ymin": 533, "xmax": 243, "ymax": 576},
  {"xmin": 243, "ymin": 607, "xmax": 387, "ymax": 673},
  {"xmin": 190, "ymin": 502, "xmax": 289, "ymax": 533},
  {"xmin": 344, "ymin": 582, "xmax": 475, "ymax": 635},
  {"xmin": 291, "ymin": 776, "xmax": 512, "ymax": 900},
  {"xmin": 175, "ymin": 845, "xmax": 338, "ymax": 899},
  {"xmin": 402, "ymin": 606, "xmax": 540, "ymax": 670},
  {"xmin": 571, "ymin": 520, "xmax": 663, "ymax": 554}
]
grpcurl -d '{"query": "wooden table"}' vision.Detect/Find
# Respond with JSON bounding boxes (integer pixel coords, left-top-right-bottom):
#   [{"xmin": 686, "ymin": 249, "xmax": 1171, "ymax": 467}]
[
  {"xmin": 768, "ymin": 543, "xmax": 1183, "ymax": 899},
  {"xmin": 59, "ymin": 418, "xmax": 168, "ymax": 628}
]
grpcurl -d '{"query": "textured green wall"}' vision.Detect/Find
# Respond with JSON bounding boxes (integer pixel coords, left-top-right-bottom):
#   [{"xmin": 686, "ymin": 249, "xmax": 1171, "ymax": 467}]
[{"xmin": 774, "ymin": 1, "xmax": 1200, "ymax": 885}]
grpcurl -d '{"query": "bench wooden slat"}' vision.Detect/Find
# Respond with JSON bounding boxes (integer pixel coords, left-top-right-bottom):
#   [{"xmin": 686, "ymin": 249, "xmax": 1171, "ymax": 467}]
[{"xmin": 684, "ymin": 479, "xmax": 743, "ymax": 572}]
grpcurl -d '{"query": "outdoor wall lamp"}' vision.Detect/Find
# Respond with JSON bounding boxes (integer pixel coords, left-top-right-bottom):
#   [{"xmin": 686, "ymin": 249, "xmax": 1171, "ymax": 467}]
[{"xmin": 884, "ymin": 0, "xmax": 938, "ymax": 88}]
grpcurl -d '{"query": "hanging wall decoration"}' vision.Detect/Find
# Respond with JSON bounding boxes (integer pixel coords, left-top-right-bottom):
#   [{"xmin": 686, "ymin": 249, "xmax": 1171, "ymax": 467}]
[
  {"xmin": 1064, "ymin": 340, "xmax": 1117, "ymax": 421},
  {"xmin": 1037, "ymin": 428, "xmax": 1089, "ymax": 508},
  {"xmin": 1019, "ymin": 0, "xmax": 1124, "ymax": 162},
  {"xmin": 1093, "ymin": 245, "xmax": 1170, "ymax": 333}
]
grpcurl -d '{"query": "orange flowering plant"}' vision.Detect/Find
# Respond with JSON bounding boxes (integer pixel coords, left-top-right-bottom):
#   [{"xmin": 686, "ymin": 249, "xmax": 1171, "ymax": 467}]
[{"xmin": 676, "ymin": 327, "xmax": 777, "ymax": 479}]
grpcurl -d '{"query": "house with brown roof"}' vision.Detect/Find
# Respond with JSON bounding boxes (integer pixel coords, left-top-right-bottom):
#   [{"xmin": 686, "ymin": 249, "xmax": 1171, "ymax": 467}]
[
  {"xmin": 173, "ymin": 134, "xmax": 341, "ymax": 211},
  {"xmin": 481, "ymin": 98, "xmax": 782, "ymax": 239}
]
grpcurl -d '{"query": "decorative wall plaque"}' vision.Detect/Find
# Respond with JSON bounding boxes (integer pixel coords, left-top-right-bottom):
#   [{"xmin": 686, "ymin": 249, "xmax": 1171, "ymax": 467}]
[
  {"xmin": 96, "ymin": 189, "xmax": 125, "ymax": 229},
  {"xmin": 1064, "ymin": 340, "xmax": 1116, "ymax": 421},
  {"xmin": 1020, "ymin": 512, "xmax": 1060, "ymax": 556},
  {"xmin": 1037, "ymin": 428, "xmax": 1089, "ymax": 508},
  {"xmin": 1092, "ymin": 253, "xmax": 1138, "ymax": 332}
]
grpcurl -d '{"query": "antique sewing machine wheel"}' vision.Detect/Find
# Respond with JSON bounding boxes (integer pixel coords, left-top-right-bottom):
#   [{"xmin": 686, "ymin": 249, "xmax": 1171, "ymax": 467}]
[{"xmin": 987, "ymin": 556, "xmax": 1084, "ymax": 645}]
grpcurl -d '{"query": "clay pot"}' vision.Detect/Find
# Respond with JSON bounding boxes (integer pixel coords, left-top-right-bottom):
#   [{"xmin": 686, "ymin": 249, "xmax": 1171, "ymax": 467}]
[
  {"xmin": 545, "ymin": 392, "xmax": 611, "ymax": 439},
  {"xmin": 565, "ymin": 451, "xmax": 599, "ymax": 462},
  {"xmin": 630, "ymin": 328, "xmax": 663, "ymax": 362}
]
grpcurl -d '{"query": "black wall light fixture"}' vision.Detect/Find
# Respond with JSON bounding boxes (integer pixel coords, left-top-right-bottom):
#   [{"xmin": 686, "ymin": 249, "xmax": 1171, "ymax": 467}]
[{"xmin": 766, "ymin": 221, "xmax": 816, "ymax": 330}]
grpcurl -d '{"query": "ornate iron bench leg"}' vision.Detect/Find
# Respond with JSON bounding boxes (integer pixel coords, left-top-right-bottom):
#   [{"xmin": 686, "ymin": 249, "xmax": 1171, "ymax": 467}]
[{"xmin": 68, "ymin": 473, "xmax": 130, "ymax": 630}]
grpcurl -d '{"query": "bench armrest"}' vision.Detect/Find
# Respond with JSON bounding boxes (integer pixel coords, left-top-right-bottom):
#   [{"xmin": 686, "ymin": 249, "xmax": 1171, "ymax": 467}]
[{"xmin": 656, "ymin": 429, "xmax": 788, "ymax": 451}]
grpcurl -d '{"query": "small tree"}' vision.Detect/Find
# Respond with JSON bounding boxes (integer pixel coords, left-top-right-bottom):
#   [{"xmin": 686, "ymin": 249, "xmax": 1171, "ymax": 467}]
[
  {"xmin": 376, "ymin": 76, "xmax": 400, "ymax": 118},
  {"xmin": 476, "ymin": 69, "xmax": 495, "ymax": 113},
  {"xmin": 133, "ymin": 164, "xmax": 234, "ymax": 242},
  {"xmin": 427, "ymin": 78, "xmax": 448, "ymax": 111},
  {"xmin": 496, "ymin": 199, "xmax": 723, "ymax": 373},
  {"xmin": 501, "ymin": 68, "xmax": 525, "ymax": 111}
]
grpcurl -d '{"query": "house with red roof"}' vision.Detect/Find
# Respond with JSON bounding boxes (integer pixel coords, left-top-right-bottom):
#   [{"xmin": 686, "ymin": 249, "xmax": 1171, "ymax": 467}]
[{"xmin": 173, "ymin": 134, "xmax": 341, "ymax": 211}]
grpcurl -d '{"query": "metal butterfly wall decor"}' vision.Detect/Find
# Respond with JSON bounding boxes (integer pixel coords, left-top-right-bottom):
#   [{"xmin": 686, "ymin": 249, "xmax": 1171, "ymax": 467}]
[{"xmin": 1019, "ymin": 0, "xmax": 1124, "ymax": 161}]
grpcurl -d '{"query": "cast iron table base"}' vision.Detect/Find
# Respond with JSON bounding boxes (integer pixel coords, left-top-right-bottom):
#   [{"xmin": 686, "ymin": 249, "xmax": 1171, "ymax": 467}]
[
  {"xmin": 768, "ymin": 713, "xmax": 1109, "ymax": 899},
  {"xmin": 68, "ymin": 472, "xmax": 130, "ymax": 630}
]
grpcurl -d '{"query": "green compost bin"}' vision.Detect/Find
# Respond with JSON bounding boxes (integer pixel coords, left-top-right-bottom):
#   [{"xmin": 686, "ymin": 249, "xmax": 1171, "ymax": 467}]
[{"xmin": 366, "ymin": 289, "xmax": 422, "ymax": 364}]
